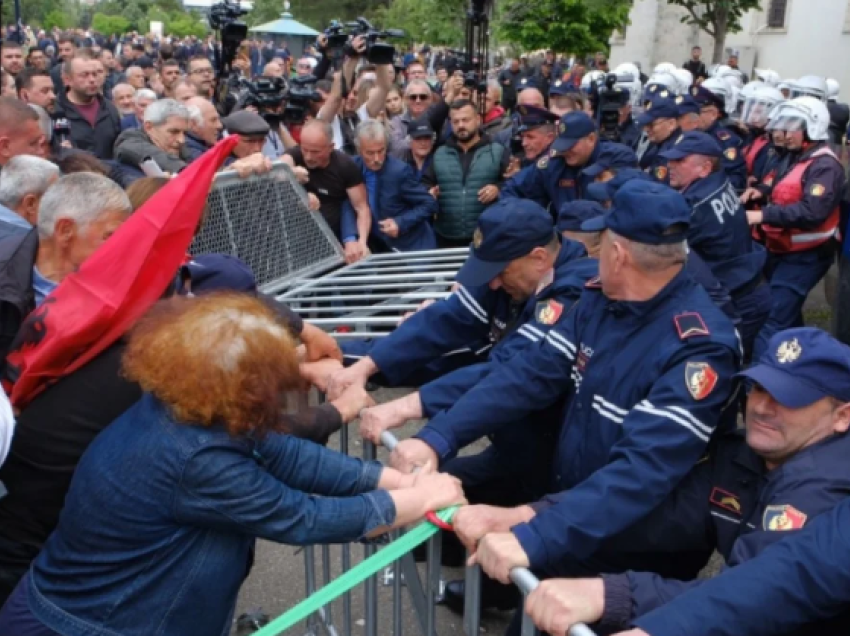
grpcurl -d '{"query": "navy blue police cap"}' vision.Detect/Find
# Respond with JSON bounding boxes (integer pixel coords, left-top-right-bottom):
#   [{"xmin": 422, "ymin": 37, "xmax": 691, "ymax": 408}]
[
  {"xmin": 581, "ymin": 179, "xmax": 690, "ymax": 244},
  {"xmin": 549, "ymin": 79, "xmax": 571, "ymax": 97},
  {"xmin": 636, "ymin": 96, "xmax": 680, "ymax": 127},
  {"xmin": 518, "ymin": 76, "xmax": 539, "ymax": 92},
  {"xmin": 659, "ymin": 131, "xmax": 723, "ymax": 160},
  {"xmin": 182, "ymin": 254, "xmax": 257, "ymax": 294},
  {"xmin": 557, "ymin": 200, "xmax": 606, "ymax": 232},
  {"xmin": 407, "ymin": 117, "xmax": 435, "ymax": 139},
  {"xmin": 690, "ymin": 85, "xmax": 725, "ymax": 111},
  {"xmin": 551, "ymin": 111, "xmax": 597, "ymax": 153},
  {"xmin": 738, "ymin": 328, "xmax": 850, "ymax": 408},
  {"xmin": 516, "ymin": 105, "xmax": 559, "ymax": 132},
  {"xmin": 583, "ymin": 143, "xmax": 639, "ymax": 178},
  {"xmin": 456, "ymin": 199, "xmax": 556, "ymax": 287},
  {"xmin": 676, "ymin": 94, "xmax": 701, "ymax": 117},
  {"xmin": 586, "ymin": 168, "xmax": 653, "ymax": 202}
]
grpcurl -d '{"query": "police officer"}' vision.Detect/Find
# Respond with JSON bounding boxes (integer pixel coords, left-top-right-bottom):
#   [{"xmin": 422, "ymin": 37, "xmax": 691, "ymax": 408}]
[
  {"xmin": 582, "ymin": 142, "xmax": 639, "ymax": 182},
  {"xmin": 616, "ymin": 89, "xmax": 641, "ymax": 150},
  {"xmin": 556, "ymin": 200, "xmax": 607, "ymax": 258},
  {"xmin": 514, "ymin": 105, "xmax": 559, "ymax": 169},
  {"xmin": 635, "ymin": 94, "xmax": 681, "ymax": 183},
  {"xmin": 740, "ymin": 85, "xmax": 785, "ymax": 182},
  {"xmin": 742, "ymin": 97, "xmax": 846, "ymax": 361},
  {"xmin": 524, "ymin": 327, "xmax": 850, "ymax": 636},
  {"xmin": 690, "ymin": 83, "xmax": 748, "ymax": 191},
  {"xmin": 500, "ymin": 111, "xmax": 634, "ymax": 212},
  {"xmin": 391, "ymin": 181, "xmax": 740, "ymax": 609},
  {"xmin": 548, "ymin": 79, "xmax": 574, "ymax": 118},
  {"xmin": 660, "ymin": 131, "xmax": 770, "ymax": 358},
  {"xmin": 676, "ymin": 94, "xmax": 701, "ymax": 132},
  {"xmin": 326, "ymin": 199, "xmax": 581, "ymax": 398}
]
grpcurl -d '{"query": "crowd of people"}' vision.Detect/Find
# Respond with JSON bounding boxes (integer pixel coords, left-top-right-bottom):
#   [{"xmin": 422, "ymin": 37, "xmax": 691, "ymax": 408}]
[{"xmin": 0, "ymin": 18, "xmax": 848, "ymax": 636}]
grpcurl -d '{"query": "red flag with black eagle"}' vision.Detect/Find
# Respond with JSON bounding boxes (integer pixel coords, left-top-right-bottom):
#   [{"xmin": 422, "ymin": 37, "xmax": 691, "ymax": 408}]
[{"xmin": 3, "ymin": 136, "xmax": 240, "ymax": 410}]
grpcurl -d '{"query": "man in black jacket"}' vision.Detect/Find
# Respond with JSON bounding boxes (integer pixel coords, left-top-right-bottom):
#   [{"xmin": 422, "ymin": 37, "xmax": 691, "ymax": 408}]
[
  {"xmin": 54, "ymin": 52, "xmax": 122, "ymax": 160},
  {"xmin": 683, "ymin": 46, "xmax": 707, "ymax": 83}
]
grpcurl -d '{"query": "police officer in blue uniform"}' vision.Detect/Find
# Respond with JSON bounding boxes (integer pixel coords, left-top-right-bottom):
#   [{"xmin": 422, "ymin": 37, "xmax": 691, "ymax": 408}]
[
  {"xmin": 326, "ymin": 200, "xmax": 584, "ymax": 398},
  {"xmin": 636, "ymin": 94, "xmax": 681, "ymax": 183},
  {"xmin": 514, "ymin": 105, "xmax": 559, "ymax": 169},
  {"xmin": 524, "ymin": 327, "xmax": 850, "ymax": 635},
  {"xmin": 660, "ymin": 131, "xmax": 770, "ymax": 358},
  {"xmin": 500, "ymin": 112, "xmax": 636, "ymax": 213},
  {"xmin": 390, "ymin": 181, "xmax": 741, "ymax": 610},
  {"xmin": 690, "ymin": 85, "xmax": 748, "ymax": 191},
  {"xmin": 616, "ymin": 89, "xmax": 642, "ymax": 150},
  {"xmin": 676, "ymin": 94, "xmax": 701, "ymax": 132}
]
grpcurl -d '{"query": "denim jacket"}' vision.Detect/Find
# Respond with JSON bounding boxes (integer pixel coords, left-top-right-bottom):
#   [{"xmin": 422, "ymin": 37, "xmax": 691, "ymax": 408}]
[{"xmin": 26, "ymin": 393, "xmax": 395, "ymax": 636}]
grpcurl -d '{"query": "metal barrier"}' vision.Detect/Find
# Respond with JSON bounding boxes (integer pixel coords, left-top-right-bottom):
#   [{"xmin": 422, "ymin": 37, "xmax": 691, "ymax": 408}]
[{"xmin": 191, "ymin": 163, "xmax": 344, "ymax": 292}]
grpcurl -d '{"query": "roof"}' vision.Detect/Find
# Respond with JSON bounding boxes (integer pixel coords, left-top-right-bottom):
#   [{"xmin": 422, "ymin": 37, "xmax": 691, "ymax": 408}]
[
  {"xmin": 249, "ymin": 12, "xmax": 319, "ymax": 36},
  {"xmin": 181, "ymin": 0, "xmax": 253, "ymax": 8}
]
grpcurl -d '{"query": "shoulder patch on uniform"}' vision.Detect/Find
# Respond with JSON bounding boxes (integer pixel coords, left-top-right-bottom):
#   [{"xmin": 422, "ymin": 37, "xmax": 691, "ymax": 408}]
[
  {"xmin": 654, "ymin": 165, "xmax": 668, "ymax": 181},
  {"xmin": 674, "ymin": 312, "xmax": 710, "ymax": 339},
  {"xmin": 717, "ymin": 130, "xmax": 731, "ymax": 141},
  {"xmin": 763, "ymin": 504, "xmax": 807, "ymax": 531},
  {"xmin": 585, "ymin": 276, "xmax": 602, "ymax": 289},
  {"xmin": 559, "ymin": 178, "xmax": 575, "ymax": 188},
  {"xmin": 810, "ymin": 183, "xmax": 825, "ymax": 196},
  {"xmin": 537, "ymin": 156, "xmax": 549, "ymax": 169},
  {"xmin": 536, "ymin": 299, "xmax": 564, "ymax": 325},
  {"xmin": 709, "ymin": 487, "xmax": 741, "ymax": 516},
  {"xmin": 723, "ymin": 147, "xmax": 737, "ymax": 161},
  {"xmin": 685, "ymin": 361, "xmax": 718, "ymax": 400}
]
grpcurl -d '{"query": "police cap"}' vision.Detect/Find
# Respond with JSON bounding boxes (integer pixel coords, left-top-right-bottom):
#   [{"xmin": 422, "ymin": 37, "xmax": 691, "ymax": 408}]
[
  {"xmin": 582, "ymin": 143, "xmax": 639, "ymax": 178},
  {"xmin": 549, "ymin": 79, "xmax": 570, "ymax": 97},
  {"xmin": 690, "ymin": 85, "xmax": 725, "ymax": 110},
  {"xmin": 738, "ymin": 327, "xmax": 850, "ymax": 408},
  {"xmin": 182, "ymin": 254, "xmax": 257, "ymax": 294},
  {"xmin": 516, "ymin": 105, "xmax": 559, "ymax": 132},
  {"xmin": 557, "ymin": 200, "xmax": 606, "ymax": 232},
  {"xmin": 581, "ymin": 179, "xmax": 690, "ymax": 244},
  {"xmin": 407, "ymin": 117, "xmax": 435, "ymax": 139},
  {"xmin": 586, "ymin": 168, "xmax": 653, "ymax": 202},
  {"xmin": 518, "ymin": 76, "xmax": 539, "ymax": 92},
  {"xmin": 636, "ymin": 96, "xmax": 679, "ymax": 127},
  {"xmin": 659, "ymin": 131, "xmax": 723, "ymax": 160},
  {"xmin": 222, "ymin": 110, "xmax": 271, "ymax": 138},
  {"xmin": 456, "ymin": 199, "xmax": 556, "ymax": 287},
  {"xmin": 676, "ymin": 94, "xmax": 701, "ymax": 117},
  {"xmin": 551, "ymin": 111, "xmax": 597, "ymax": 153}
]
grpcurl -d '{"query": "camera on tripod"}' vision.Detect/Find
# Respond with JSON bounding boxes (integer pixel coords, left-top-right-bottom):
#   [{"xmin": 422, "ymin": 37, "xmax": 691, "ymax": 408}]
[
  {"xmin": 596, "ymin": 73, "xmax": 630, "ymax": 143},
  {"xmin": 345, "ymin": 17, "xmax": 405, "ymax": 65},
  {"xmin": 208, "ymin": 0, "xmax": 248, "ymax": 51}
]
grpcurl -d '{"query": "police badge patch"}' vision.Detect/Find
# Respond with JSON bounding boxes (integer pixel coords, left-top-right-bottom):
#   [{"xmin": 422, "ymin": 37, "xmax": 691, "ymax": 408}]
[
  {"xmin": 472, "ymin": 228, "xmax": 484, "ymax": 248},
  {"xmin": 811, "ymin": 184, "xmax": 826, "ymax": 196},
  {"xmin": 654, "ymin": 166, "xmax": 668, "ymax": 181},
  {"xmin": 763, "ymin": 504, "xmax": 807, "ymax": 531},
  {"xmin": 724, "ymin": 147, "xmax": 737, "ymax": 160},
  {"xmin": 536, "ymin": 300, "xmax": 564, "ymax": 325},
  {"xmin": 685, "ymin": 361, "xmax": 718, "ymax": 401},
  {"xmin": 537, "ymin": 156, "xmax": 549, "ymax": 169},
  {"xmin": 709, "ymin": 487, "xmax": 742, "ymax": 515},
  {"xmin": 558, "ymin": 179, "xmax": 575, "ymax": 188}
]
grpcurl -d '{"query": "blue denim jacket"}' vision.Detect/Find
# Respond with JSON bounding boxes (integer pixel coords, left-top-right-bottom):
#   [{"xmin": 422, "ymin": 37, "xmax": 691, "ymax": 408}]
[{"xmin": 26, "ymin": 393, "xmax": 395, "ymax": 636}]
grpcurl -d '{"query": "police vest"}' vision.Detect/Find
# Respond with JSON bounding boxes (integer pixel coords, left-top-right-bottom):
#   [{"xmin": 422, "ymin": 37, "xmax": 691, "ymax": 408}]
[
  {"xmin": 759, "ymin": 147, "xmax": 840, "ymax": 253},
  {"xmin": 744, "ymin": 135, "xmax": 769, "ymax": 175}
]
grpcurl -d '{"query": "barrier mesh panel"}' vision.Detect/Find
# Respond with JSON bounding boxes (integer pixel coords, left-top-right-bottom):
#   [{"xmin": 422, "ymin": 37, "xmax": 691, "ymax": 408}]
[{"xmin": 191, "ymin": 165, "xmax": 343, "ymax": 289}]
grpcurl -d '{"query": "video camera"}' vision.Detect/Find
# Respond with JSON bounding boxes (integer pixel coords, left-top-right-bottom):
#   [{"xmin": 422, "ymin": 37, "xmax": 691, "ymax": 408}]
[
  {"xmin": 208, "ymin": 0, "xmax": 248, "ymax": 50},
  {"xmin": 241, "ymin": 76, "xmax": 287, "ymax": 109},
  {"xmin": 344, "ymin": 17, "xmax": 405, "ymax": 65},
  {"xmin": 284, "ymin": 75, "xmax": 322, "ymax": 126},
  {"xmin": 323, "ymin": 20, "xmax": 349, "ymax": 50},
  {"xmin": 596, "ymin": 73, "xmax": 630, "ymax": 143}
]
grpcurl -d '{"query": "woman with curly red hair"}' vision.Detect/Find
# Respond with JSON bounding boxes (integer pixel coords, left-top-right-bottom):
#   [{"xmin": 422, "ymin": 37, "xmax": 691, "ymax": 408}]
[{"xmin": 0, "ymin": 292, "xmax": 465, "ymax": 636}]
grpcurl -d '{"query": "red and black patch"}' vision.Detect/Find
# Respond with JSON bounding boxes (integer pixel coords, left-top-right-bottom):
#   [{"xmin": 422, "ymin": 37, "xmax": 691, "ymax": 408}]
[
  {"xmin": 710, "ymin": 487, "xmax": 742, "ymax": 515},
  {"xmin": 674, "ymin": 312, "xmax": 710, "ymax": 339},
  {"xmin": 559, "ymin": 179, "xmax": 575, "ymax": 188}
]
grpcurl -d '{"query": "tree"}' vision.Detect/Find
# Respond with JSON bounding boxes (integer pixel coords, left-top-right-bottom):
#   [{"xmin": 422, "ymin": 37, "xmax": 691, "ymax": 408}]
[
  {"xmin": 169, "ymin": 13, "xmax": 208, "ymax": 38},
  {"xmin": 43, "ymin": 9, "xmax": 71, "ymax": 30},
  {"xmin": 496, "ymin": 0, "xmax": 631, "ymax": 57},
  {"xmin": 92, "ymin": 13, "xmax": 131, "ymax": 35},
  {"xmin": 248, "ymin": 0, "xmax": 285, "ymax": 27},
  {"xmin": 122, "ymin": 0, "xmax": 147, "ymax": 31},
  {"xmin": 667, "ymin": 0, "xmax": 762, "ymax": 63},
  {"xmin": 374, "ymin": 0, "xmax": 465, "ymax": 46}
]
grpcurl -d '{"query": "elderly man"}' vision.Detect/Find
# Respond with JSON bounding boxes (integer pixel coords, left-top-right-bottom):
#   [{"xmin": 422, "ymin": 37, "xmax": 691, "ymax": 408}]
[
  {"xmin": 389, "ymin": 77, "xmax": 458, "ymax": 155},
  {"xmin": 124, "ymin": 65, "xmax": 145, "ymax": 90},
  {"xmin": 110, "ymin": 83, "xmax": 136, "ymax": 116},
  {"xmin": 0, "ymin": 97, "xmax": 45, "ymax": 167},
  {"xmin": 114, "ymin": 99, "xmax": 192, "ymax": 176},
  {"xmin": 15, "ymin": 69, "xmax": 56, "ymax": 114},
  {"xmin": 282, "ymin": 119, "xmax": 372, "ymax": 261},
  {"xmin": 185, "ymin": 96, "xmax": 222, "ymax": 161},
  {"xmin": 526, "ymin": 327, "xmax": 850, "ymax": 636},
  {"xmin": 121, "ymin": 88, "xmax": 156, "ymax": 131},
  {"xmin": 219, "ymin": 110, "xmax": 274, "ymax": 178},
  {"xmin": 0, "ymin": 155, "xmax": 60, "ymax": 226},
  {"xmin": 389, "ymin": 180, "xmax": 740, "ymax": 613},
  {"xmin": 32, "ymin": 173, "xmax": 131, "ymax": 304},
  {"xmin": 339, "ymin": 120, "xmax": 437, "ymax": 253}
]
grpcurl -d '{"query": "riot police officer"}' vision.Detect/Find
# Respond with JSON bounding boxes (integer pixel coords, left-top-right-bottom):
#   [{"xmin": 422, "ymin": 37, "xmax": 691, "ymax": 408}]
[
  {"xmin": 742, "ymin": 97, "xmax": 847, "ymax": 360},
  {"xmin": 690, "ymin": 82, "xmax": 748, "ymax": 191},
  {"xmin": 740, "ymin": 84, "xmax": 785, "ymax": 182}
]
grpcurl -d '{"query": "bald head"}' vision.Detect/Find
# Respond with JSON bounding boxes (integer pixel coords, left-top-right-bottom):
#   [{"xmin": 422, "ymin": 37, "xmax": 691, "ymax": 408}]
[
  {"xmin": 299, "ymin": 119, "xmax": 334, "ymax": 169},
  {"xmin": 263, "ymin": 62, "xmax": 283, "ymax": 78},
  {"xmin": 518, "ymin": 88, "xmax": 545, "ymax": 108}
]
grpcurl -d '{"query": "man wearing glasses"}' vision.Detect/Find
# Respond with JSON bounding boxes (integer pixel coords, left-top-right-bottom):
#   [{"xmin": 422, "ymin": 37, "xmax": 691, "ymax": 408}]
[
  {"xmin": 636, "ymin": 94, "xmax": 681, "ymax": 185},
  {"xmin": 388, "ymin": 77, "xmax": 459, "ymax": 155},
  {"xmin": 187, "ymin": 56, "xmax": 215, "ymax": 101},
  {"xmin": 295, "ymin": 57, "xmax": 315, "ymax": 79}
]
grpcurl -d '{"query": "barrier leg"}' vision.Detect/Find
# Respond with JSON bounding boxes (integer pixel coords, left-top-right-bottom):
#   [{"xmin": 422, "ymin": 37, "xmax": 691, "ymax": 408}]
[
  {"xmin": 362, "ymin": 441, "xmax": 378, "ymax": 636},
  {"xmin": 425, "ymin": 532, "xmax": 442, "ymax": 636},
  {"xmin": 303, "ymin": 545, "xmax": 319, "ymax": 636},
  {"xmin": 392, "ymin": 530, "xmax": 403, "ymax": 636},
  {"xmin": 339, "ymin": 424, "xmax": 352, "ymax": 636},
  {"xmin": 462, "ymin": 560, "xmax": 481, "ymax": 636}
]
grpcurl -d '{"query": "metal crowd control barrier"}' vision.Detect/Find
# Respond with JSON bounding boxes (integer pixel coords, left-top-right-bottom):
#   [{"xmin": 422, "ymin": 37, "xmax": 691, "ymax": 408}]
[{"xmin": 191, "ymin": 162, "xmax": 344, "ymax": 291}]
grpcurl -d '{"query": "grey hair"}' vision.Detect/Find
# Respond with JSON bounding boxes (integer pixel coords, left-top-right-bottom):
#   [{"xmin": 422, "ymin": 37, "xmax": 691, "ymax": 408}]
[
  {"xmin": 144, "ymin": 99, "xmax": 190, "ymax": 126},
  {"xmin": 28, "ymin": 104, "xmax": 53, "ymax": 141},
  {"xmin": 185, "ymin": 104, "xmax": 203, "ymax": 126},
  {"xmin": 486, "ymin": 80, "xmax": 502, "ymax": 101},
  {"xmin": 0, "ymin": 155, "xmax": 60, "ymax": 208},
  {"xmin": 610, "ymin": 230, "xmax": 687, "ymax": 272},
  {"xmin": 404, "ymin": 79, "xmax": 431, "ymax": 97},
  {"xmin": 134, "ymin": 88, "xmax": 157, "ymax": 105},
  {"xmin": 37, "ymin": 173, "xmax": 131, "ymax": 239},
  {"xmin": 354, "ymin": 120, "xmax": 390, "ymax": 150}
]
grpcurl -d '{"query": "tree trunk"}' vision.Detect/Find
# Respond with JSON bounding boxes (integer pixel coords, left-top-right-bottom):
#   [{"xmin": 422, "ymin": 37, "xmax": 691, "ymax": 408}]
[{"xmin": 712, "ymin": 7, "xmax": 728, "ymax": 63}]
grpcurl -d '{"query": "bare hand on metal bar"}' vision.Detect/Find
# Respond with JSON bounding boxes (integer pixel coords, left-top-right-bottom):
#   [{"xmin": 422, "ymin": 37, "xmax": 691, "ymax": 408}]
[{"xmin": 359, "ymin": 392, "xmax": 423, "ymax": 444}]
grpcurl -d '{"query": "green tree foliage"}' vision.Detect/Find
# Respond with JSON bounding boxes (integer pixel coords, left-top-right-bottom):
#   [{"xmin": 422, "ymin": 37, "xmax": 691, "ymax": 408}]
[
  {"xmin": 374, "ymin": 0, "xmax": 465, "ymax": 46},
  {"xmin": 43, "ymin": 9, "xmax": 71, "ymax": 30},
  {"xmin": 496, "ymin": 0, "xmax": 630, "ymax": 56},
  {"xmin": 92, "ymin": 13, "xmax": 132, "ymax": 35},
  {"xmin": 248, "ymin": 0, "xmax": 286, "ymax": 27},
  {"xmin": 122, "ymin": 0, "xmax": 147, "ymax": 31},
  {"xmin": 667, "ymin": 0, "xmax": 762, "ymax": 62},
  {"xmin": 169, "ymin": 13, "xmax": 208, "ymax": 38}
]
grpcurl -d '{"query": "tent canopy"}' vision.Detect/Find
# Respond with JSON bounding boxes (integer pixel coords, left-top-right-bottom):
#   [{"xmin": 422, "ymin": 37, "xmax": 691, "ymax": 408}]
[{"xmin": 249, "ymin": 12, "xmax": 319, "ymax": 36}]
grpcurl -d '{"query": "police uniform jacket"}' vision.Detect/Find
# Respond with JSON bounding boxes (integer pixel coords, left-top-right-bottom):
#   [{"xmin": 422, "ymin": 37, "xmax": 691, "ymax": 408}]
[
  {"xmin": 705, "ymin": 120, "xmax": 748, "ymax": 192},
  {"xmin": 418, "ymin": 240, "xmax": 596, "ymax": 417},
  {"xmin": 417, "ymin": 267, "xmax": 740, "ymax": 568},
  {"xmin": 682, "ymin": 170, "xmax": 766, "ymax": 294},
  {"xmin": 640, "ymin": 129, "xmax": 680, "ymax": 184}
]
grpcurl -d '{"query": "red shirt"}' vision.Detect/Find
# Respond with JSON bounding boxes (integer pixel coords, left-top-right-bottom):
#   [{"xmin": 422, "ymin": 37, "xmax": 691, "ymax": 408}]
[{"xmin": 75, "ymin": 99, "xmax": 100, "ymax": 128}]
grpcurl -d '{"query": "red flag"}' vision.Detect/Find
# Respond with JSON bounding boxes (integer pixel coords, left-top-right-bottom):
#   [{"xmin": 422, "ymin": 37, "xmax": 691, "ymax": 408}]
[{"xmin": 5, "ymin": 136, "xmax": 240, "ymax": 410}]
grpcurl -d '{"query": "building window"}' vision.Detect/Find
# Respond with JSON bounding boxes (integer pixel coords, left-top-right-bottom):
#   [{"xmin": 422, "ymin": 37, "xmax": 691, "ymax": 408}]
[{"xmin": 767, "ymin": 0, "xmax": 787, "ymax": 28}]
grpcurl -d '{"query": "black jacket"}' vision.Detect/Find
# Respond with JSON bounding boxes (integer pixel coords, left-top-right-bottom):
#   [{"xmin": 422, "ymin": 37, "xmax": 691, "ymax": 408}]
[
  {"xmin": 683, "ymin": 59, "xmax": 707, "ymax": 81},
  {"xmin": 0, "ymin": 217, "xmax": 37, "ymax": 370},
  {"xmin": 55, "ymin": 93, "xmax": 122, "ymax": 160},
  {"xmin": 827, "ymin": 100, "xmax": 850, "ymax": 146}
]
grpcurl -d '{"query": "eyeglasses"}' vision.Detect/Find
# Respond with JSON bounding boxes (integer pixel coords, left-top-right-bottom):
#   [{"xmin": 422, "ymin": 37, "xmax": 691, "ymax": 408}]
[
  {"xmin": 407, "ymin": 94, "xmax": 429, "ymax": 101},
  {"xmin": 191, "ymin": 67, "xmax": 214, "ymax": 75}
]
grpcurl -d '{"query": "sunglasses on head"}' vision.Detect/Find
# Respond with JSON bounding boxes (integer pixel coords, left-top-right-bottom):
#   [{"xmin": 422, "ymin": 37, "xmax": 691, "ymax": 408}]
[{"xmin": 407, "ymin": 93, "xmax": 429, "ymax": 101}]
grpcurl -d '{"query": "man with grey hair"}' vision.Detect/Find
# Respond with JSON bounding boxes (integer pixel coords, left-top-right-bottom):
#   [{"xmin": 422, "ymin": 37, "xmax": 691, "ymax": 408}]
[
  {"xmin": 114, "ymin": 98, "xmax": 192, "ymax": 176},
  {"xmin": 0, "ymin": 155, "xmax": 60, "ymax": 226},
  {"xmin": 121, "ymin": 88, "xmax": 157, "ymax": 131},
  {"xmin": 111, "ymin": 83, "xmax": 136, "ymax": 116},
  {"xmin": 340, "ymin": 120, "xmax": 436, "ymax": 252},
  {"xmin": 388, "ymin": 76, "xmax": 459, "ymax": 154},
  {"xmin": 33, "ymin": 173, "xmax": 131, "ymax": 305}
]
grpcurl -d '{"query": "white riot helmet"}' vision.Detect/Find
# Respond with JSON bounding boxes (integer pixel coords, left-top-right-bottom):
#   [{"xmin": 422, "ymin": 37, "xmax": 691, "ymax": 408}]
[
  {"xmin": 702, "ymin": 77, "xmax": 735, "ymax": 115},
  {"xmin": 671, "ymin": 68, "xmax": 693, "ymax": 94},
  {"xmin": 755, "ymin": 68, "xmax": 781, "ymax": 86},
  {"xmin": 788, "ymin": 75, "xmax": 828, "ymax": 102},
  {"xmin": 614, "ymin": 63, "xmax": 643, "ymax": 109},
  {"xmin": 742, "ymin": 85, "xmax": 785, "ymax": 129},
  {"xmin": 717, "ymin": 67, "xmax": 744, "ymax": 91},
  {"xmin": 581, "ymin": 70, "xmax": 605, "ymax": 92},
  {"xmin": 645, "ymin": 71, "xmax": 680, "ymax": 95},
  {"xmin": 765, "ymin": 96, "xmax": 830, "ymax": 141},
  {"xmin": 709, "ymin": 64, "xmax": 731, "ymax": 78},
  {"xmin": 826, "ymin": 78, "xmax": 840, "ymax": 101},
  {"xmin": 653, "ymin": 62, "xmax": 677, "ymax": 75}
]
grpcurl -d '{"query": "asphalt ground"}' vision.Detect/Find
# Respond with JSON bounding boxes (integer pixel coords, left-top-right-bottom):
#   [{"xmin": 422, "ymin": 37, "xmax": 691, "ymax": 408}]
[{"xmin": 233, "ymin": 273, "xmax": 835, "ymax": 636}]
